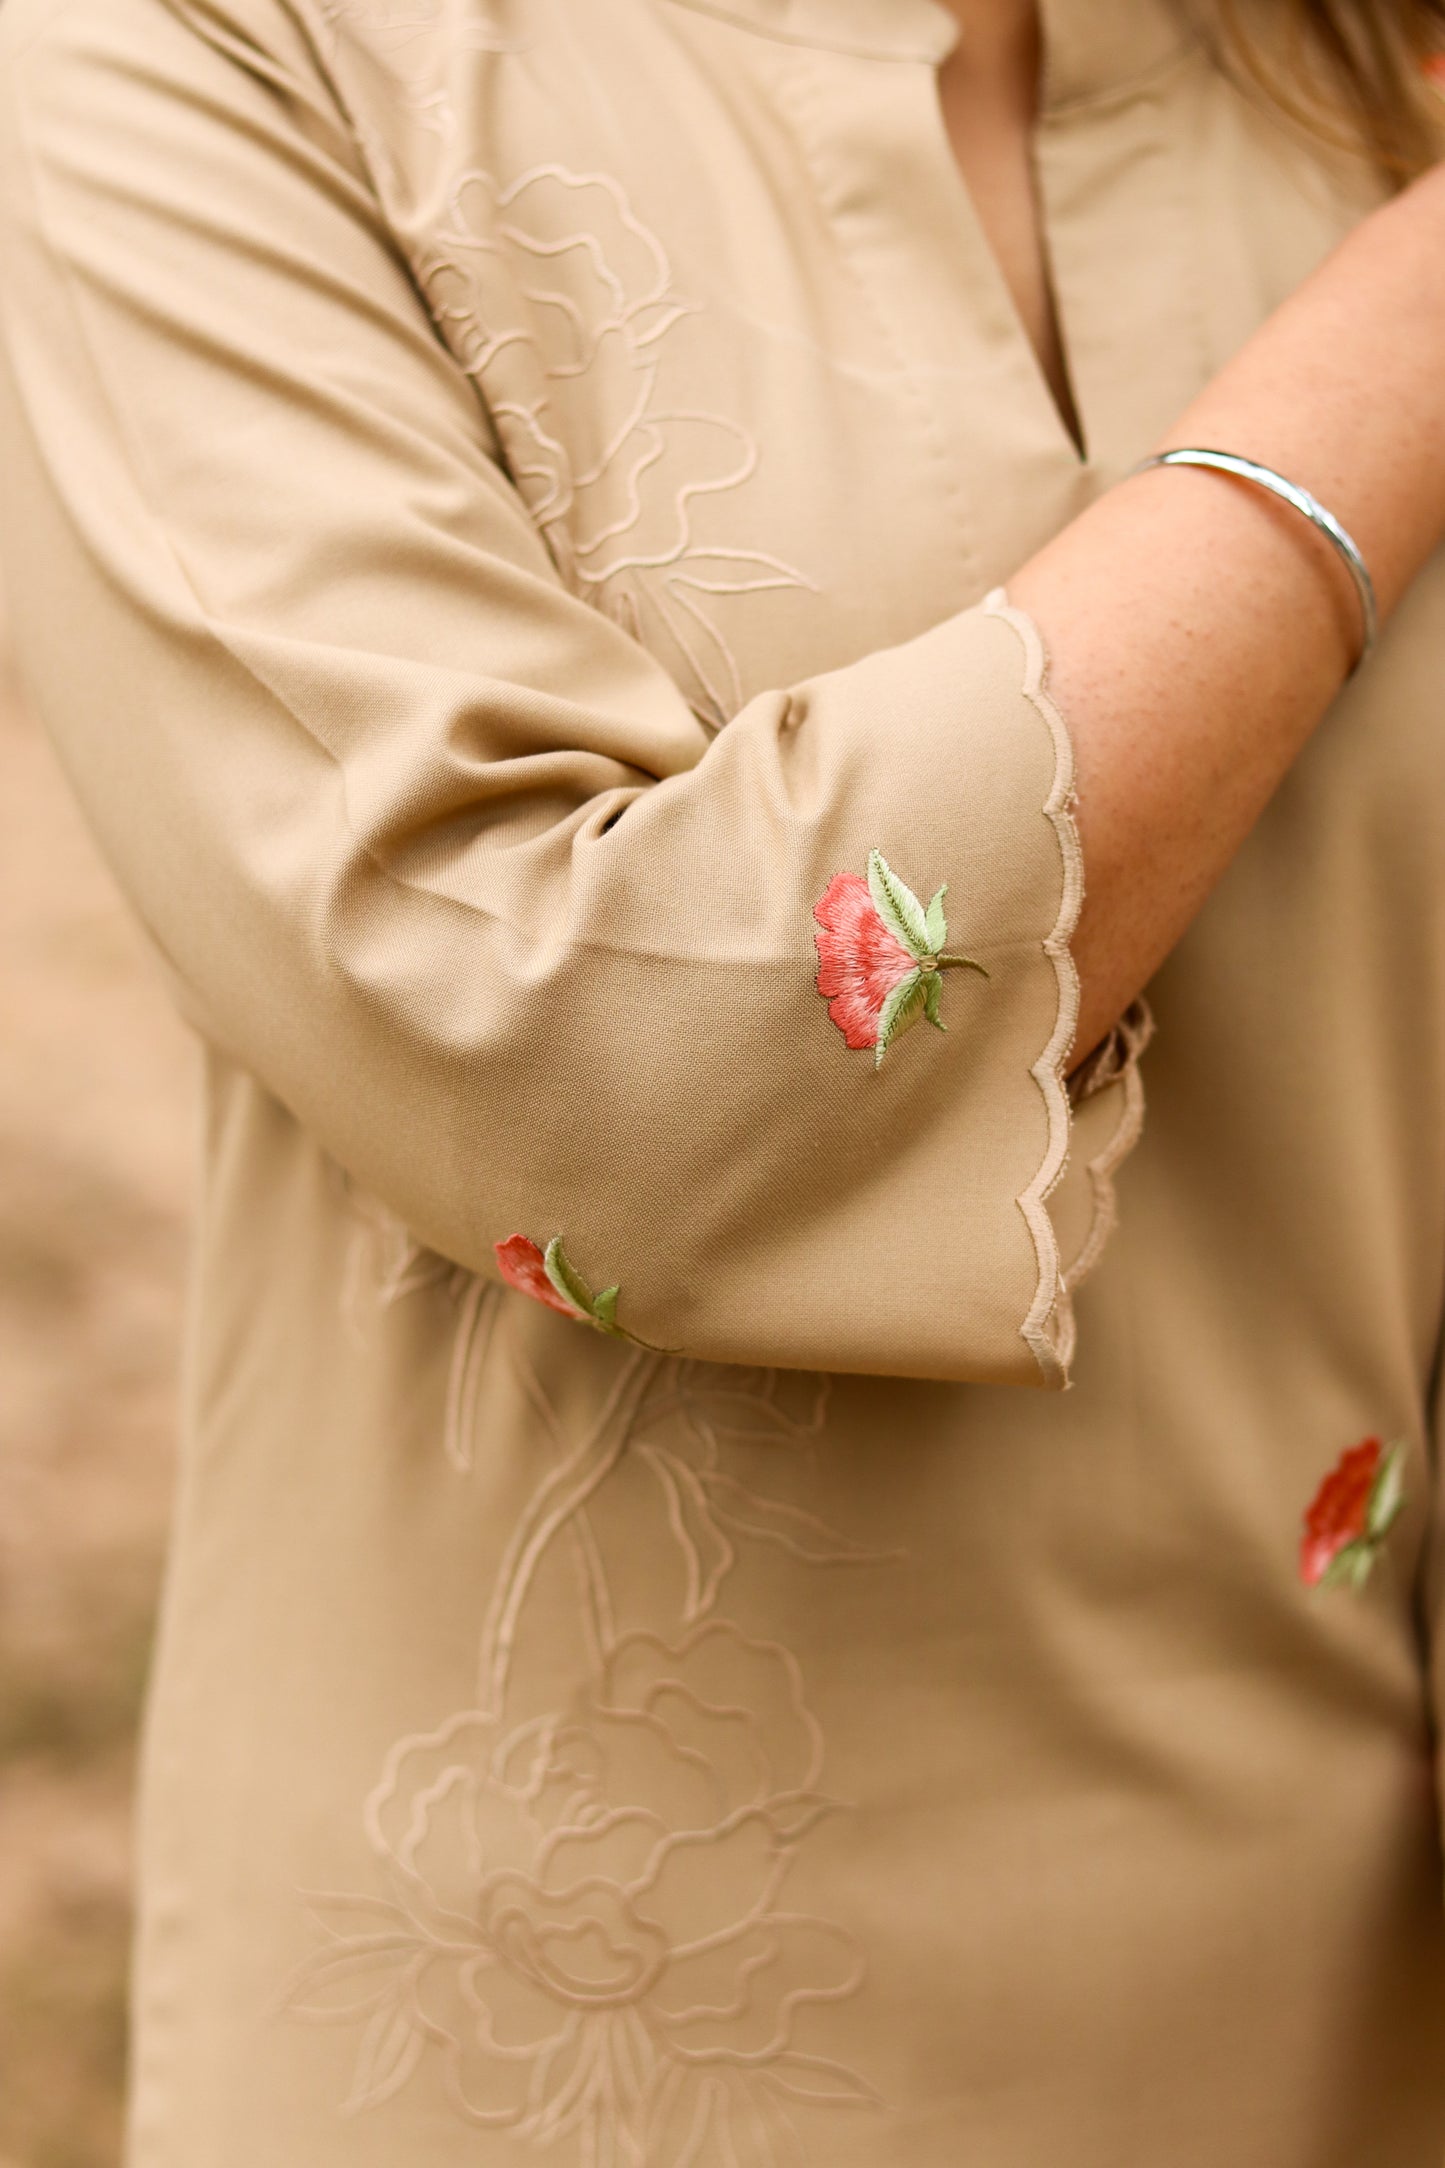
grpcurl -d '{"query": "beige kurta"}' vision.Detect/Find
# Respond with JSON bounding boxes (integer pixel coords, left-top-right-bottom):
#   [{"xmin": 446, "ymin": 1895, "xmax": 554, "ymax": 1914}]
[{"xmin": 2, "ymin": 0, "xmax": 1445, "ymax": 2159}]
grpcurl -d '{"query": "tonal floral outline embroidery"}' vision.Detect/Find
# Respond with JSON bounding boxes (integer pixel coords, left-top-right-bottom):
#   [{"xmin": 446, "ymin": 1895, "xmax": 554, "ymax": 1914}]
[
  {"xmin": 292, "ymin": 1196, "xmax": 898, "ymax": 2160},
  {"xmin": 814, "ymin": 849, "xmax": 987, "ymax": 1067},
  {"xmin": 412, "ymin": 161, "xmax": 819, "ymax": 730},
  {"xmin": 312, "ymin": 0, "xmax": 819, "ymax": 727}
]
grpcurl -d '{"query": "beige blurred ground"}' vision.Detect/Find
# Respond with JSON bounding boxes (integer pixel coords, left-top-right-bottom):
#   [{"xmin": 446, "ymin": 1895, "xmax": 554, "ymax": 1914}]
[{"xmin": 0, "ymin": 585, "xmax": 195, "ymax": 2168}]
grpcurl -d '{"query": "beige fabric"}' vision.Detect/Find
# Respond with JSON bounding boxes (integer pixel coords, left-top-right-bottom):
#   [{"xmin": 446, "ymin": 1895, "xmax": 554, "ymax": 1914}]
[{"xmin": 0, "ymin": 0, "xmax": 1443, "ymax": 2160}]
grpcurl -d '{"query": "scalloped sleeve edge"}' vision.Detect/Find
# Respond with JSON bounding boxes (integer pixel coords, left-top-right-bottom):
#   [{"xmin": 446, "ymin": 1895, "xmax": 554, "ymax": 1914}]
[{"xmin": 981, "ymin": 587, "xmax": 1151, "ymax": 1390}]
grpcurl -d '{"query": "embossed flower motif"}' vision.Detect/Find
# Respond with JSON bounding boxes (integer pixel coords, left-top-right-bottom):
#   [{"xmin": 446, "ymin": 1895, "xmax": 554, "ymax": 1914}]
[
  {"xmin": 417, "ymin": 164, "xmax": 815, "ymax": 727},
  {"xmin": 813, "ymin": 848, "xmax": 987, "ymax": 1067},
  {"xmin": 1300, "ymin": 1437, "xmax": 1407, "ymax": 1590},
  {"xmin": 290, "ymin": 1625, "xmax": 872, "ymax": 2147},
  {"xmin": 629, "ymin": 1364, "xmax": 897, "ymax": 1625}
]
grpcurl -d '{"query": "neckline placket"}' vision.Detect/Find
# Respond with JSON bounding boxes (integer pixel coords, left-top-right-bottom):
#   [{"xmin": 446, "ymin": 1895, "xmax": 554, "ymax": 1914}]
[
  {"xmin": 661, "ymin": 0, "xmax": 1214, "ymax": 565},
  {"xmin": 659, "ymin": 0, "xmax": 1197, "ymax": 99}
]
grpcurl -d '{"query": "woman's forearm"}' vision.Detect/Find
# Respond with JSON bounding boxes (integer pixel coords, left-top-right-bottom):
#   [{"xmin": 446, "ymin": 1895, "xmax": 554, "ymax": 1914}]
[{"xmin": 1010, "ymin": 160, "xmax": 1445, "ymax": 1060}]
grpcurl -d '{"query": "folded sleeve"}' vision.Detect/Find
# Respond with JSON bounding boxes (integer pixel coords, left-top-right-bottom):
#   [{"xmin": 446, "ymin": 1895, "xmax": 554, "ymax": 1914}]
[{"xmin": 0, "ymin": 0, "xmax": 1146, "ymax": 1385}]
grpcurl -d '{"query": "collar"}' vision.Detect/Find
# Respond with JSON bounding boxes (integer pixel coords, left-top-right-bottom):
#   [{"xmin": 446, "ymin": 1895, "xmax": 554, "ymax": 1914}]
[{"xmin": 658, "ymin": 0, "xmax": 1196, "ymax": 106}]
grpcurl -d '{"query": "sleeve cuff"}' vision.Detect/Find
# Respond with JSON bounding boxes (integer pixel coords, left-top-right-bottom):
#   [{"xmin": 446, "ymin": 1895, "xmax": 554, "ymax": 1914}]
[{"xmin": 983, "ymin": 589, "xmax": 1150, "ymax": 1387}]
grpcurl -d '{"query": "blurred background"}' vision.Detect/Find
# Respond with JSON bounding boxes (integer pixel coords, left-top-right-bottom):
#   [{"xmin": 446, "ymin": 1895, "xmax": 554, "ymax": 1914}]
[{"xmin": 0, "ymin": 580, "xmax": 195, "ymax": 2166}]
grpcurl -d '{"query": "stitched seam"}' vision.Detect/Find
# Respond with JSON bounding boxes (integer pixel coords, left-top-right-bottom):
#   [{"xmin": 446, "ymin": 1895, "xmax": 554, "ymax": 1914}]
[
  {"xmin": 770, "ymin": 42, "xmax": 979, "ymax": 594},
  {"xmin": 14, "ymin": 85, "xmax": 812, "ymax": 981},
  {"xmin": 1042, "ymin": 35, "xmax": 1206, "ymax": 122},
  {"xmin": 655, "ymin": 0, "xmax": 949, "ymax": 63}
]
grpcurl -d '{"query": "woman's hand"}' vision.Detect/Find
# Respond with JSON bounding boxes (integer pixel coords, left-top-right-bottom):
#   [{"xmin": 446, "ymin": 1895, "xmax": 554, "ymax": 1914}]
[{"xmin": 1010, "ymin": 160, "xmax": 1445, "ymax": 1061}]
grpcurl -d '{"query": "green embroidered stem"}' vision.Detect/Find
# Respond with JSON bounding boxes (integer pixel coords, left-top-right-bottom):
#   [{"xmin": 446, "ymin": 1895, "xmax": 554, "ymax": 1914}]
[
  {"xmin": 542, "ymin": 1236, "xmax": 679, "ymax": 1354},
  {"xmin": 868, "ymin": 859, "xmax": 988, "ymax": 1062},
  {"xmin": 865, "ymin": 852, "xmax": 989, "ymax": 990}
]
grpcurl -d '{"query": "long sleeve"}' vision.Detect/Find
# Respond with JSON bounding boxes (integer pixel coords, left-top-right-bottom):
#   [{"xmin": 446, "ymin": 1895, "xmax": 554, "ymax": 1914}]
[{"xmin": 0, "ymin": 0, "xmax": 1144, "ymax": 1385}]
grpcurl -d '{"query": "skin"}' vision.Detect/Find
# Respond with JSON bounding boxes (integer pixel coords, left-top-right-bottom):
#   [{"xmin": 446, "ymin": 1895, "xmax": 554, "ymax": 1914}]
[{"xmin": 938, "ymin": 0, "xmax": 1445, "ymax": 1059}]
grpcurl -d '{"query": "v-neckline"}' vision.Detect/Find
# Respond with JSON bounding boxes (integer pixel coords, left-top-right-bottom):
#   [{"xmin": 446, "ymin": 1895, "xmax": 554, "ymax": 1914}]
[
  {"xmin": 931, "ymin": 39, "xmax": 1088, "ymax": 462},
  {"xmin": 658, "ymin": 0, "xmax": 1196, "ymax": 106},
  {"xmin": 667, "ymin": 0, "xmax": 1195, "ymax": 472},
  {"xmin": 922, "ymin": 51, "xmax": 1090, "ymax": 469}
]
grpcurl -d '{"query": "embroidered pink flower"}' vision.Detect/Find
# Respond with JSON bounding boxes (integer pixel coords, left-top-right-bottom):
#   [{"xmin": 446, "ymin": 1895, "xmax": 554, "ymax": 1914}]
[
  {"xmin": 495, "ymin": 1232, "xmax": 621, "ymax": 1331},
  {"xmin": 1300, "ymin": 1436, "xmax": 1407, "ymax": 1591},
  {"xmin": 495, "ymin": 1233, "xmax": 589, "ymax": 1321},
  {"xmin": 495, "ymin": 1233, "xmax": 675, "ymax": 1352},
  {"xmin": 813, "ymin": 848, "xmax": 986, "ymax": 1067},
  {"xmin": 813, "ymin": 874, "xmax": 916, "ymax": 1051}
]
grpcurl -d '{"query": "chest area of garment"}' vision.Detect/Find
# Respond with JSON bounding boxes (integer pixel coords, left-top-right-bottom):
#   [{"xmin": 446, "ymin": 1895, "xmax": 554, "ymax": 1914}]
[
  {"xmin": 312, "ymin": 7, "xmax": 1185, "ymax": 699},
  {"xmin": 319, "ymin": 5, "xmax": 1445, "ymax": 876}
]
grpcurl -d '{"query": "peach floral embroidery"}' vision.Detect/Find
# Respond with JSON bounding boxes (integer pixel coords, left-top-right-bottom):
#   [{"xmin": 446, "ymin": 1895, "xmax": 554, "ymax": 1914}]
[
  {"xmin": 495, "ymin": 1233, "xmax": 679, "ymax": 1354},
  {"xmin": 814, "ymin": 849, "xmax": 987, "ymax": 1067},
  {"xmin": 294, "ymin": 1226, "xmax": 897, "ymax": 2159},
  {"xmin": 1300, "ymin": 1437, "xmax": 1407, "ymax": 1591},
  {"xmin": 496, "ymin": 1232, "xmax": 587, "ymax": 1321}
]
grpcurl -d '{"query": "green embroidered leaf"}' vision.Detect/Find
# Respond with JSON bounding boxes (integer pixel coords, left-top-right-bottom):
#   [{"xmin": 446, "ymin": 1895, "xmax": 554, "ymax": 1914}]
[
  {"xmin": 592, "ymin": 1285, "xmax": 621, "ymax": 1333},
  {"xmin": 543, "ymin": 1235, "xmax": 595, "ymax": 1319},
  {"xmin": 1317, "ymin": 1542, "xmax": 1359, "ymax": 1591},
  {"xmin": 924, "ymin": 884, "xmax": 948, "ymax": 953},
  {"xmin": 867, "ymin": 850, "xmax": 931, "ymax": 959},
  {"xmin": 922, "ymin": 970, "xmax": 945, "ymax": 1031},
  {"xmin": 1319, "ymin": 1538, "xmax": 1378, "ymax": 1592},
  {"xmin": 874, "ymin": 968, "xmax": 925, "ymax": 1067},
  {"xmin": 1348, "ymin": 1545, "xmax": 1377, "ymax": 1590},
  {"xmin": 1366, "ymin": 1441, "xmax": 1407, "ymax": 1542}
]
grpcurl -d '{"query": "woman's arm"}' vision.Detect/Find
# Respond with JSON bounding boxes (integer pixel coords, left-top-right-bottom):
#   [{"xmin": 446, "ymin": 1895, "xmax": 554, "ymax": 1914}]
[
  {"xmin": 1011, "ymin": 161, "xmax": 1445, "ymax": 1057},
  {"xmin": 1, "ymin": 0, "xmax": 1441, "ymax": 1387},
  {"xmin": 0, "ymin": 0, "xmax": 1115, "ymax": 1386}
]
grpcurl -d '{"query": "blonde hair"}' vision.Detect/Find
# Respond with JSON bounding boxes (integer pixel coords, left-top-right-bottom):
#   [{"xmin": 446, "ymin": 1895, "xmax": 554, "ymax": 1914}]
[{"xmin": 1215, "ymin": 0, "xmax": 1445, "ymax": 175}]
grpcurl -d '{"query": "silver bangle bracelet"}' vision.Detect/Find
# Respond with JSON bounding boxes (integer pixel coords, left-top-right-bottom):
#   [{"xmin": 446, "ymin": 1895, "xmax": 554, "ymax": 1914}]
[{"xmin": 1131, "ymin": 446, "xmax": 1379, "ymax": 676}]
